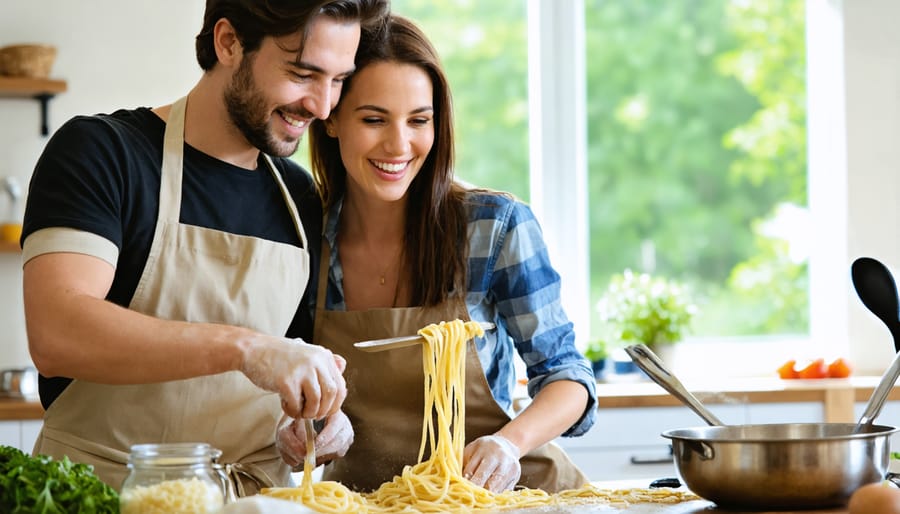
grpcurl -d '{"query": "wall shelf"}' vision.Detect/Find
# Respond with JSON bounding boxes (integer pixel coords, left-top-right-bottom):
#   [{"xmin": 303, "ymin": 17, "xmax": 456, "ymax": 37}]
[
  {"xmin": 0, "ymin": 241, "xmax": 21, "ymax": 253},
  {"xmin": 0, "ymin": 77, "xmax": 68, "ymax": 136}
]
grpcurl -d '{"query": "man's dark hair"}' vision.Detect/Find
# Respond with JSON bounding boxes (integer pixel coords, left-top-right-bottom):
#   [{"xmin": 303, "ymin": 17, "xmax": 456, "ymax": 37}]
[{"xmin": 195, "ymin": 0, "xmax": 389, "ymax": 71}]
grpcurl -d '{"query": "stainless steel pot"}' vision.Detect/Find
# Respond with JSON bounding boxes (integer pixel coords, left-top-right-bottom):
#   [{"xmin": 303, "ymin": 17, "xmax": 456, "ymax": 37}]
[
  {"xmin": 664, "ymin": 422, "xmax": 897, "ymax": 509},
  {"xmin": 0, "ymin": 367, "xmax": 38, "ymax": 398},
  {"xmin": 625, "ymin": 344, "xmax": 900, "ymax": 510}
]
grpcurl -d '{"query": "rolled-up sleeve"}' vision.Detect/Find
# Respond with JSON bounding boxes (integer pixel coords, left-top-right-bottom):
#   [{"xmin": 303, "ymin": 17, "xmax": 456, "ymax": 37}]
[{"xmin": 488, "ymin": 199, "xmax": 598, "ymax": 437}]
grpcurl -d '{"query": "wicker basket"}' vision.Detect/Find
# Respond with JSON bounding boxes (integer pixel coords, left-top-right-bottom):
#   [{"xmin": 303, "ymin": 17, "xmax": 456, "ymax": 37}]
[{"xmin": 0, "ymin": 44, "xmax": 57, "ymax": 78}]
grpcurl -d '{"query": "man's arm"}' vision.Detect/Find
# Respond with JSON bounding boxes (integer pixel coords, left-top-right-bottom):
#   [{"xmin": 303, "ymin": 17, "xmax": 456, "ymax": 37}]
[{"xmin": 24, "ymin": 252, "xmax": 346, "ymax": 419}]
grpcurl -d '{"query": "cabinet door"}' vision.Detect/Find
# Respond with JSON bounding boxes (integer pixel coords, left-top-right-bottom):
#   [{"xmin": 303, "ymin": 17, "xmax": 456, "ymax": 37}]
[
  {"xmin": 0, "ymin": 421, "xmax": 18, "ymax": 449},
  {"xmin": 855, "ymin": 400, "xmax": 900, "ymax": 470},
  {"xmin": 556, "ymin": 404, "xmax": 744, "ymax": 481},
  {"xmin": 564, "ymin": 446, "xmax": 677, "ymax": 481},
  {"xmin": 745, "ymin": 402, "xmax": 823, "ymax": 424},
  {"xmin": 21, "ymin": 420, "xmax": 42, "ymax": 453}
]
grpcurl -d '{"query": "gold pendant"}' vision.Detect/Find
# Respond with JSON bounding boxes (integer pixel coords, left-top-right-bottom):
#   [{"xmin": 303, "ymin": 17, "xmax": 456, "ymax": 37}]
[{"xmin": 380, "ymin": 275, "xmax": 386, "ymax": 286}]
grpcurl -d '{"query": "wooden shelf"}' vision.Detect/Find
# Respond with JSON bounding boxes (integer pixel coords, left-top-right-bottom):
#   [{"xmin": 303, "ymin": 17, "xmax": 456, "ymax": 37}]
[
  {"xmin": 0, "ymin": 76, "xmax": 68, "ymax": 135},
  {"xmin": 0, "ymin": 240, "xmax": 21, "ymax": 253},
  {"xmin": 0, "ymin": 76, "xmax": 67, "ymax": 96}
]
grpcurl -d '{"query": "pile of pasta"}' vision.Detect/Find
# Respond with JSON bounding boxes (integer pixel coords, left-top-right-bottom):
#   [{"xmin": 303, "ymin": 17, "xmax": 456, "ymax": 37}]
[{"xmin": 262, "ymin": 320, "xmax": 698, "ymax": 512}]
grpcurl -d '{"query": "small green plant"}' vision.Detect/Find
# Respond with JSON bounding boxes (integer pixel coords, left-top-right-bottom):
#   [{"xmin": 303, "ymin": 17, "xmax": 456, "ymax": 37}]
[
  {"xmin": 584, "ymin": 338, "xmax": 609, "ymax": 362},
  {"xmin": 596, "ymin": 269, "xmax": 697, "ymax": 350}
]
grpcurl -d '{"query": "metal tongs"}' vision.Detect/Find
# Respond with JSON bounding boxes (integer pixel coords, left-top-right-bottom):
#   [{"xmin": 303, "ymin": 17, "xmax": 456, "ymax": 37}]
[{"xmin": 353, "ymin": 322, "xmax": 495, "ymax": 352}]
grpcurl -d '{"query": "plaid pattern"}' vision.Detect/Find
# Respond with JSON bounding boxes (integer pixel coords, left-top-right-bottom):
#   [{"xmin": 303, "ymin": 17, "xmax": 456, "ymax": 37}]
[{"xmin": 322, "ymin": 192, "xmax": 597, "ymax": 436}]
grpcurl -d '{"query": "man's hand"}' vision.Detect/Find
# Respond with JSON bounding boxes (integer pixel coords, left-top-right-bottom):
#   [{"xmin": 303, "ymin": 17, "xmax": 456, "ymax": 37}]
[
  {"xmin": 276, "ymin": 410, "xmax": 354, "ymax": 468},
  {"xmin": 463, "ymin": 434, "xmax": 522, "ymax": 492},
  {"xmin": 241, "ymin": 338, "xmax": 347, "ymax": 420}
]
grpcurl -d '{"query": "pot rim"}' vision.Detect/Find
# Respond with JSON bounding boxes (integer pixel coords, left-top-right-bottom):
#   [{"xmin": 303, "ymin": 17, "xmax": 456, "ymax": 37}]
[{"xmin": 662, "ymin": 422, "xmax": 899, "ymax": 442}]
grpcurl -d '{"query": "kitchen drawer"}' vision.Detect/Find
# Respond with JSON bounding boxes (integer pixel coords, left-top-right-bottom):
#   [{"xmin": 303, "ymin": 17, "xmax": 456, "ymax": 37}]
[
  {"xmin": 0, "ymin": 419, "xmax": 43, "ymax": 452},
  {"xmin": 745, "ymin": 402, "xmax": 823, "ymax": 424},
  {"xmin": 21, "ymin": 420, "xmax": 41, "ymax": 452},
  {"xmin": 855, "ymin": 400, "xmax": 900, "ymax": 451},
  {"xmin": 562, "ymin": 445, "xmax": 676, "ymax": 482},
  {"xmin": 567, "ymin": 404, "xmax": 745, "ymax": 449},
  {"xmin": 0, "ymin": 421, "xmax": 18, "ymax": 449}
]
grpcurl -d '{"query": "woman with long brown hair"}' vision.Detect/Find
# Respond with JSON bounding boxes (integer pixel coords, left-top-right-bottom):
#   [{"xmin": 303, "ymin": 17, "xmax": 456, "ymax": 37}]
[{"xmin": 277, "ymin": 14, "xmax": 598, "ymax": 493}]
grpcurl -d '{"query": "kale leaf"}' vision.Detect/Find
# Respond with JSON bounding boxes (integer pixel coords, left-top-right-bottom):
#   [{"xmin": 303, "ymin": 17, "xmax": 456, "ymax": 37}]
[{"xmin": 0, "ymin": 445, "xmax": 119, "ymax": 513}]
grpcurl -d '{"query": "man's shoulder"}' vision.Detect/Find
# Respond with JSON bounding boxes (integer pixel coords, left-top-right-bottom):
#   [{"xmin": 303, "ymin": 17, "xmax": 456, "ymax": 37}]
[
  {"xmin": 52, "ymin": 107, "xmax": 161, "ymax": 149},
  {"xmin": 270, "ymin": 158, "xmax": 314, "ymax": 189}
]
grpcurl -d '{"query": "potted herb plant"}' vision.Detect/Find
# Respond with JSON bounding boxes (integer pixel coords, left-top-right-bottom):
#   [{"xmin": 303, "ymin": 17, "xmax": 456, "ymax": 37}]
[
  {"xmin": 584, "ymin": 339, "xmax": 609, "ymax": 380},
  {"xmin": 596, "ymin": 269, "xmax": 697, "ymax": 366}
]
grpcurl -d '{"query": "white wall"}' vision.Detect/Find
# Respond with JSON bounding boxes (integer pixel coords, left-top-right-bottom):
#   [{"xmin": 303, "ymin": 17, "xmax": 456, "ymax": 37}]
[
  {"xmin": 0, "ymin": 1, "xmax": 204, "ymax": 368},
  {"xmin": 841, "ymin": 0, "xmax": 900, "ymax": 373},
  {"xmin": 1, "ymin": 1, "xmax": 900, "ymax": 378}
]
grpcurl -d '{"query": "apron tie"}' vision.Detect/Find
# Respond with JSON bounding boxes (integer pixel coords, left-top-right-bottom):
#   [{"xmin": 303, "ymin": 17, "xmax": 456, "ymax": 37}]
[{"xmin": 222, "ymin": 462, "xmax": 277, "ymax": 500}]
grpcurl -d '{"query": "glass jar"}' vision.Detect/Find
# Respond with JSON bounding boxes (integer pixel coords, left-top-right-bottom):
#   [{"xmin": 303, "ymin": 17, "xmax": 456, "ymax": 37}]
[{"xmin": 120, "ymin": 442, "xmax": 226, "ymax": 514}]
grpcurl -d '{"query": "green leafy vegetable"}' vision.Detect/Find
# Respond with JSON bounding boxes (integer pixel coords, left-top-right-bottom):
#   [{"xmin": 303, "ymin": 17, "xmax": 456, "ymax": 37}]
[
  {"xmin": 892, "ymin": 451, "xmax": 900, "ymax": 460},
  {"xmin": 0, "ymin": 445, "xmax": 119, "ymax": 513}
]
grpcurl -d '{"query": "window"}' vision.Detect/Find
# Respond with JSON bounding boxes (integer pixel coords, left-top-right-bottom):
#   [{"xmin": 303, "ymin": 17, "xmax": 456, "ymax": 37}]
[
  {"xmin": 299, "ymin": 1, "xmax": 895, "ymax": 376},
  {"xmin": 389, "ymin": 1, "xmax": 531, "ymax": 199},
  {"xmin": 583, "ymin": 0, "xmax": 808, "ymax": 343}
]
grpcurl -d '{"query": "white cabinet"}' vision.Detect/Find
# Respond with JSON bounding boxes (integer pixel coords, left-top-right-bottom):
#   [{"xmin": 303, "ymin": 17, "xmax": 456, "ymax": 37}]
[
  {"xmin": 21, "ymin": 420, "xmax": 41, "ymax": 452},
  {"xmin": 744, "ymin": 402, "xmax": 824, "ymax": 424},
  {"xmin": 0, "ymin": 419, "xmax": 43, "ymax": 452},
  {"xmin": 556, "ymin": 404, "xmax": 745, "ymax": 481},
  {"xmin": 0, "ymin": 421, "xmax": 19, "ymax": 449},
  {"xmin": 854, "ymin": 400, "xmax": 900, "ymax": 452},
  {"xmin": 558, "ymin": 401, "xmax": 831, "ymax": 482}
]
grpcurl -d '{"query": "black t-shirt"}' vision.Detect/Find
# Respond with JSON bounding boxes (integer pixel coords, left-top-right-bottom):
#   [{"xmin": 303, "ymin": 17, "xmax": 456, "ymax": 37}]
[{"xmin": 22, "ymin": 107, "xmax": 322, "ymax": 409}]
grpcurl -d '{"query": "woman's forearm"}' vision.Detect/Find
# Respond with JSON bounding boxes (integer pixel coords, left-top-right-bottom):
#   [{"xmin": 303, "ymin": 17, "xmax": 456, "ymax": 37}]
[{"xmin": 495, "ymin": 380, "xmax": 590, "ymax": 456}]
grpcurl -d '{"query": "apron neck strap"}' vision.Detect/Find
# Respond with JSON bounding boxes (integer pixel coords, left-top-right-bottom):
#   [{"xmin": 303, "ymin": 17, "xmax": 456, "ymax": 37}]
[
  {"xmin": 159, "ymin": 96, "xmax": 188, "ymax": 222},
  {"xmin": 160, "ymin": 96, "xmax": 308, "ymax": 248}
]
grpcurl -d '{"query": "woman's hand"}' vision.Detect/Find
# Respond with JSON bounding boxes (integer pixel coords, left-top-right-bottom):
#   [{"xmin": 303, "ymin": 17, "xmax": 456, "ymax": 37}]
[
  {"xmin": 463, "ymin": 434, "xmax": 521, "ymax": 492},
  {"xmin": 276, "ymin": 410, "xmax": 354, "ymax": 468}
]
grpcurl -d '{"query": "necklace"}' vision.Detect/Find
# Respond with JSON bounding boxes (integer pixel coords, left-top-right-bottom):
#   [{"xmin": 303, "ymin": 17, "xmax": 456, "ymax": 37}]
[{"xmin": 371, "ymin": 243, "xmax": 403, "ymax": 286}]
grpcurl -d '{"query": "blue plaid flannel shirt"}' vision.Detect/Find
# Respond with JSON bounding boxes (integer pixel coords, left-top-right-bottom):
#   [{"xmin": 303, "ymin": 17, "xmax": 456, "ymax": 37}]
[{"xmin": 322, "ymin": 191, "xmax": 598, "ymax": 437}]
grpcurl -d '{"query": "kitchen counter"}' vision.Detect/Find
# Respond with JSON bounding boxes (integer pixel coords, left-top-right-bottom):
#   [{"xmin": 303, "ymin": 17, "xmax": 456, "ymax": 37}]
[
  {"xmin": 0, "ymin": 397, "xmax": 43, "ymax": 420},
  {"xmin": 4, "ymin": 376, "xmax": 898, "ymax": 423},
  {"xmin": 514, "ymin": 479, "xmax": 848, "ymax": 513},
  {"xmin": 594, "ymin": 375, "xmax": 900, "ymax": 423}
]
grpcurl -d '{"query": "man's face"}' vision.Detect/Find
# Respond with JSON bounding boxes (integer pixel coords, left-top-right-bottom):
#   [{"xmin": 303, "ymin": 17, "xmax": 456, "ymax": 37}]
[{"xmin": 224, "ymin": 16, "xmax": 361, "ymax": 157}]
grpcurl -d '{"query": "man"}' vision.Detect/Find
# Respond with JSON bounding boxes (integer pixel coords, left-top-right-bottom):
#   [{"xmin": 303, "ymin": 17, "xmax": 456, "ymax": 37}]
[{"xmin": 20, "ymin": 0, "xmax": 388, "ymax": 490}]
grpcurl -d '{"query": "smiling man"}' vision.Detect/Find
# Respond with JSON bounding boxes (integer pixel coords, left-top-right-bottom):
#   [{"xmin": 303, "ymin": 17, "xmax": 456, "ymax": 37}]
[{"xmin": 19, "ymin": 0, "xmax": 388, "ymax": 492}]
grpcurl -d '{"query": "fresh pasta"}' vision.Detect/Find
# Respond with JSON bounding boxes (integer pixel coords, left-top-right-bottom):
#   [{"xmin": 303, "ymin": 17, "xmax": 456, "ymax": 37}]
[{"xmin": 263, "ymin": 319, "xmax": 699, "ymax": 512}]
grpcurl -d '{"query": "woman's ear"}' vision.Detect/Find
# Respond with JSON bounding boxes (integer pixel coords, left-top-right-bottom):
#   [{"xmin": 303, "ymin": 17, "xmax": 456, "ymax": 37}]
[
  {"xmin": 324, "ymin": 120, "xmax": 337, "ymax": 138},
  {"xmin": 213, "ymin": 18, "xmax": 242, "ymax": 67}
]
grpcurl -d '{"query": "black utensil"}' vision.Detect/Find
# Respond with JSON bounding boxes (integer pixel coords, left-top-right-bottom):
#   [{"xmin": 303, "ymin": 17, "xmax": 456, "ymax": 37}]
[{"xmin": 851, "ymin": 257, "xmax": 900, "ymax": 352}]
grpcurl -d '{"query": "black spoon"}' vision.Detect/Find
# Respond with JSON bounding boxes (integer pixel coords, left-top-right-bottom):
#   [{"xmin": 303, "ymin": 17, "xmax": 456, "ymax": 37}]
[{"xmin": 851, "ymin": 257, "xmax": 900, "ymax": 352}]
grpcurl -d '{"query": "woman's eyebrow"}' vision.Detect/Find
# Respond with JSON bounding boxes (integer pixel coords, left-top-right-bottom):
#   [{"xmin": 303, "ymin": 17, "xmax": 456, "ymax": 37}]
[
  {"xmin": 286, "ymin": 59, "xmax": 356, "ymax": 78},
  {"xmin": 354, "ymin": 105, "xmax": 434, "ymax": 114}
]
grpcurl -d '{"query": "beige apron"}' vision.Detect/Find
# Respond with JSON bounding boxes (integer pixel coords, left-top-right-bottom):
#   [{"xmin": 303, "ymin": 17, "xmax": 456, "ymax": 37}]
[
  {"xmin": 315, "ymin": 242, "xmax": 588, "ymax": 493},
  {"xmin": 33, "ymin": 96, "xmax": 310, "ymax": 493}
]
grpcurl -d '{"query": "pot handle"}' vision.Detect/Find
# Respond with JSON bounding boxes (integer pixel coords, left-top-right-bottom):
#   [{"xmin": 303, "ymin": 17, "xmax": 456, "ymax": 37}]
[
  {"xmin": 684, "ymin": 439, "xmax": 716, "ymax": 461},
  {"xmin": 887, "ymin": 472, "xmax": 900, "ymax": 487}
]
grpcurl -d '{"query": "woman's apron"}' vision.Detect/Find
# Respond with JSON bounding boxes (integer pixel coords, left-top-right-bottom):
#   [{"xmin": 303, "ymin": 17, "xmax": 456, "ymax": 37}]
[
  {"xmin": 315, "ymin": 242, "xmax": 588, "ymax": 493},
  {"xmin": 33, "ymin": 96, "xmax": 310, "ymax": 494}
]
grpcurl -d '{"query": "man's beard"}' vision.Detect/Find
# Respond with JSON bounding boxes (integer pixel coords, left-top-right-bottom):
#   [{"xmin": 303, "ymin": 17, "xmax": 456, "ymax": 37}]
[{"xmin": 224, "ymin": 54, "xmax": 300, "ymax": 158}]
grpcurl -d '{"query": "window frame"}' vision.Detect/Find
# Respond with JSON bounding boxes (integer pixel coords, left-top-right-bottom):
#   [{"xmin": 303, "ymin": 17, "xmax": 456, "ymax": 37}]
[{"xmin": 529, "ymin": 0, "xmax": 900, "ymax": 376}]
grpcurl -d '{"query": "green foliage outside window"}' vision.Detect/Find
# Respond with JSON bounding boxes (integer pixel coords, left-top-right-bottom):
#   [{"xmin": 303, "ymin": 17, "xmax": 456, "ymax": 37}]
[
  {"xmin": 584, "ymin": 0, "xmax": 808, "ymax": 339},
  {"xmin": 311, "ymin": 0, "xmax": 808, "ymax": 341}
]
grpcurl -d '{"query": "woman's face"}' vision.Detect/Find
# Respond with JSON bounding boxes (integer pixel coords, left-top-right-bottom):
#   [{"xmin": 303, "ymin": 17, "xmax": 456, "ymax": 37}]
[{"xmin": 327, "ymin": 60, "xmax": 435, "ymax": 204}]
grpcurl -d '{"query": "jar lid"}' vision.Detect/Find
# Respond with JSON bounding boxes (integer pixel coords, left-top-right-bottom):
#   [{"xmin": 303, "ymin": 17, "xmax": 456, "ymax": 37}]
[{"xmin": 128, "ymin": 442, "xmax": 223, "ymax": 467}]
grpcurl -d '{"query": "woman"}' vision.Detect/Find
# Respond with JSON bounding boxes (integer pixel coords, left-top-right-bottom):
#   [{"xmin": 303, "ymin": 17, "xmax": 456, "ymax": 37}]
[{"xmin": 278, "ymin": 14, "xmax": 598, "ymax": 493}]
